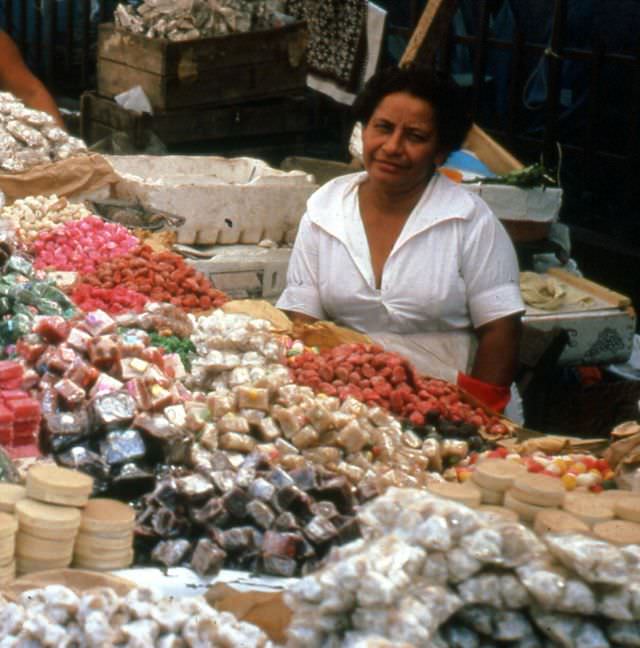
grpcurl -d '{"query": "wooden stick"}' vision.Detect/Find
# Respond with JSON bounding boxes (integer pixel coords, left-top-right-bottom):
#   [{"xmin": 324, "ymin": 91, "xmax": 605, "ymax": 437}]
[{"xmin": 400, "ymin": 0, "xmax": 459, "ymax": 68}]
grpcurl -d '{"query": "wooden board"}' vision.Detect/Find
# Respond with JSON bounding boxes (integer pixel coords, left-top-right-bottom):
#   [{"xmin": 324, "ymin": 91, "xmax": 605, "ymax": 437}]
[
  {"xmin": 98, "ymin": 23, "xmax": 307, "ymax": 77},
  {"xmin": 81, "ymin": 92, "xmax": 309, "ymax": 147},
  {"xmin": 97, "ymin": 23, "xmax": 307, "ymax": 111},
  {"xmin": 547, "ymin": 267, "xmax": 632, "ymax": 309}
]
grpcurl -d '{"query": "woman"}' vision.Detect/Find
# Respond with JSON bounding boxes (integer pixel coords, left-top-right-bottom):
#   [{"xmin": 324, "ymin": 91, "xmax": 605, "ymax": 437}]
[{"xmin": 277, "ymin": 67, "xmax": 524, "ymax": 411}]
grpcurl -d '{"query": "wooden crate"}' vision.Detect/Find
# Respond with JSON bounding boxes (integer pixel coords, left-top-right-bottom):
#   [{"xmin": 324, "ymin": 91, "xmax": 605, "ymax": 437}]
[
  {"xmin": 97, "ymin": 22, "xmax": 308, "ymax": 111},
  {"xmin": 80, "ymin": 91, "xmax": 309, "ymax": 149}
]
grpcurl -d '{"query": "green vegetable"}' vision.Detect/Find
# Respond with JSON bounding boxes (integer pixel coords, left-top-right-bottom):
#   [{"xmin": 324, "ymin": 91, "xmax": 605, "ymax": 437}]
[{"xmin": 464, "ymin": 162, "xmax": 557, "ymax": 189}]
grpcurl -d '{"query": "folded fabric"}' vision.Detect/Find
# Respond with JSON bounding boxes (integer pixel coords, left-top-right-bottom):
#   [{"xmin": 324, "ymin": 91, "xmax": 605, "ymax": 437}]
[{"xmin": 457, "ymin": 372, "xmax": 511, "ymax": 413}]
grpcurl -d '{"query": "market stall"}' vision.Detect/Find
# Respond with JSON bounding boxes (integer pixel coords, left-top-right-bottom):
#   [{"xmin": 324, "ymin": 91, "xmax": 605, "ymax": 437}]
[{"xmin": 1, "ymin": 4, "xmax": 640, "ymax": 646}]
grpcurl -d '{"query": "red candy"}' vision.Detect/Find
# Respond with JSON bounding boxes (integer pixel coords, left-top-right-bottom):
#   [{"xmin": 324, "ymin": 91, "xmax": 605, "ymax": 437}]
[
  {"xmin": 288, "ymin": 343, "xmax": 504, "ymax": 432},
  {"xmin": 32, "ymin": 216, "xmax": 139, "ymax": 273},
  {"xmin": 71, "ymin": 283, "xmax": 148, "ymax": 315}
]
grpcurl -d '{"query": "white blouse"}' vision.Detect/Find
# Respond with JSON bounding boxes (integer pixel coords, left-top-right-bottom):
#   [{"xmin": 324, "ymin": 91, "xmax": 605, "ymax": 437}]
[{"xmin": 277, "ymin": 172, "xmax": 524, "ymax": 335}]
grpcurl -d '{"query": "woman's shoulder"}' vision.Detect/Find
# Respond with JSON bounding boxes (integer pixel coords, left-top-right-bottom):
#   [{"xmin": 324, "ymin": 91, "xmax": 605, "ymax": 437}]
[{"xmin": 307, "ymin": 171, "xmax": 366, "ymax": 213}]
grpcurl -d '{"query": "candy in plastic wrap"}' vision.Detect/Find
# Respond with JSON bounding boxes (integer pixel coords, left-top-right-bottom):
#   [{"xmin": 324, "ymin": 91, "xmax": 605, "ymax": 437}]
[
  {"xmin": 99, "ymin": 428, "xmax": 146, "ymax": 465},
  {"xmin": 92, "ymin": 391, "xmax": 137, "ymax": 429},
  {"xmin": 54, "ymin": 378, "xmax": 86, "ymax": 407},
  {"xmin": 607, "ymin": 620, "xmax": 640, "ymax": 646},
  {"xmin": 544, "ymin": 532, "xmax": 629, "ymax": 586},
  {"xmin": 57, "ymin": 445, "xmax": 110, "ymax": 485},
  {"xmin": 5, "ymin": 119, "xmax": 47, "ymax": 148},
  {"xmin": 531, "ymin": 608, "xmax": 610, "ymax": 648}
]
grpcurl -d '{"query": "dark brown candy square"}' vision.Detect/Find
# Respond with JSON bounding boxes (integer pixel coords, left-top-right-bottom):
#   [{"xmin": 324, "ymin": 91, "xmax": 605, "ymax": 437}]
[
  {"xmin": 276, "ymin": 484, "xmax": 313, "ymax": 520},
  {"xmin": 175, "ymin": 474, "xmax": 214, "ymax": 501},
  {"xmin": 151, "ymin": 538, "xmax": 191, "ymax": 567},
  {"xmin": 248, "ymin": 478, "xmax": 276, "ymax": 504},
  {"xmin": 274, "ymin": 512, "xmax": 299, "ymax": 532},
  {"xmin": 247, "ymin": 500, "xmax": 276, "ymax": 530},
  {"xmin": 303, "ymin": 516, "xmax": 338, "ymax": 545},
  {"xmin": 222, "ymin": 487, "xmax": 250, "ymax": 519},
  {"xmin": 288, "ymin": 465, "xmax": 318, "ymax": 491},
  {"xmin": 218, "ymin": 527, "xmax": 258, "ymax": 553},
  {"xmin": 211, "ymin": 470, "xmax": 236, "ymax": 494},
  {"xmin": 311, "ymin": 500, "xmax": 339, "ymax": 520},
  {"xmin": 99, "ymin": 428, "xmax": 146, "ymax": 465},
  {"xmin": 262, "ymin": 554, "xmax": 297, "ymax": 578},
  {"xmin": 190, "ymin": 538, "xmax": 226, "ymax": 577},
  {"xmin": 268, "ymin": 467, "xmax": 295, "ymax": 490},
  {"xmin": 312, "ymin": 477, "xmax": 355, "ymax": 514},
  {"xmin": 190, "ymin": 497, "xmax": 228, "ymax": 527},
  {"xmin": 261, "ymin": 530, "xmax": 303, "ymax": 559}
]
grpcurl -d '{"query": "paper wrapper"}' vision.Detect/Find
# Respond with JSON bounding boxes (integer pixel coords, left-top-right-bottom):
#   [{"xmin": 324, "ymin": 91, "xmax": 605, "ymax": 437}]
[
  {"xmin": 500, "ymin": 434, "xmax": 608, "ymax": 456},
  {"xmin": 222, "ymin": 300, "xmax": 293, "ymax": 333},
  {"xmin": 292, "ymin": 320, "xmax": 372, "ymax": 351},
  {"xmin": 0, "ymin": 154, "xmax": 120, "ymax": 204},
  {"xmin": 1, "ymin": 568, "xmax": 135, "ymax": 601},
  {"xmin": 206, "ymin": 583, "xmax": 291, "ymax": 644}
]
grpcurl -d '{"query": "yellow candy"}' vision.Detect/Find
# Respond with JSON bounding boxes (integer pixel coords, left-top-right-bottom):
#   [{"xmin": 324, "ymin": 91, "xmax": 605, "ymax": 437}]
[
  {"xmin": 553, "ymin": 459, "xmax": 568, "ymax": 473},
  {"xmin": 603, "ymin": 470, "xmax": 615, "ymax": 480},
  {"xmin": 458, "ymin": 469, "xmax": 472, "ymax": 483},
  {"xmin": 546, "ymin": 462, "xmax": 565, "ymax": 476},
  {"xmin": 571, "ymin": 462, "xmax": 587, "ymax": 475},
  {"xmin": 562, "ymin": 473, "xmax": 578, "ymax": 491}
]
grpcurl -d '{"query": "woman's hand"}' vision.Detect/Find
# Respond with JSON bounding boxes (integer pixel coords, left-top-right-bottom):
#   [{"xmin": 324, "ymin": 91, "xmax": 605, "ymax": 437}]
[{"xmin": 471, "ymin": 314, "xmax": 522, "ymax": 387}]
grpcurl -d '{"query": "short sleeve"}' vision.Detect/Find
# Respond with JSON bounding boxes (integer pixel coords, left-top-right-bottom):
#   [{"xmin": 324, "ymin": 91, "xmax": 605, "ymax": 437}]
[
  {"xmin": 462, "ymin": 197, "xmax": 525, "ymax": 328},
  {"xmin": 276, "ymin": 212, "xmax": 327, "ymax": 320}
]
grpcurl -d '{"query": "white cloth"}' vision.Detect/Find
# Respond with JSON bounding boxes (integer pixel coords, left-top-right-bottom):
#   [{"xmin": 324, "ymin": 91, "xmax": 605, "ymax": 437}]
[
  {"xmin": 307, "ymin": 2, "xmax": 387, "ymax": 105},
  {"xmin": 277, "ymin": 171, "xmax": 525, "ymax": 343}
]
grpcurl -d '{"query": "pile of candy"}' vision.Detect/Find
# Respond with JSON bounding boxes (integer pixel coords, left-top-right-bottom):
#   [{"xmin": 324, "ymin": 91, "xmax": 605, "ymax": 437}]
[
  {"xmin": 0, "ymin": 360, "xmax": 41, "ymax": 447},
  {"xmin": 32, "ymin": 216, "xmax": 139, "ymax": 273},
  {"xmin": 0, "ymin": 195, "xmax": 91, "ymax": 244},
  {"xmin": 71, "ymin": 283, "xmax": 148, "ymax": 315},
  {"xmin": 81, "ymin": 245, "xmax": 227, "ymax": 312},
  {"xmin": 457, "ymin": 449, "xmax": 615, "ymax": 492},
  {"xmin": 289, "ymin": 343, "xmax": 511, "ymax": 438}
]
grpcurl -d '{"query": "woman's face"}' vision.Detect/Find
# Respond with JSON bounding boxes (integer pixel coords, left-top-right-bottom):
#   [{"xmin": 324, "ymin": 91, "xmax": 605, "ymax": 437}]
[{"xmin": 362, "ymin": 91, "xmax": 446, "ymax": 194}]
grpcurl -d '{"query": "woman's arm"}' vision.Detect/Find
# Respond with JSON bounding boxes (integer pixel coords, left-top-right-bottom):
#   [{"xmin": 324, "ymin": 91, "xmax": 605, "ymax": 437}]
[
  {"xmin": 0, "ymin": 31, "xmax": 65, "ymax": 127},
  {"xmin": 471, "ymin": 314, "xmax": 522, "ymax": 386}
]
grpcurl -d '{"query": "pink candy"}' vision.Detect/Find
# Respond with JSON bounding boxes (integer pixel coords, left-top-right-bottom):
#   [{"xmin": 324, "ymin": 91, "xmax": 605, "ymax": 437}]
[{"xmin": 33, "ymin": 216, "xmax": 139, "ymax": 273}]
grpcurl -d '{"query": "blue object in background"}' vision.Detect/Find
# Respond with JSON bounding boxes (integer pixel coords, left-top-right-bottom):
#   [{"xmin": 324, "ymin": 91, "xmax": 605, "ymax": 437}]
[{"xmin": 442, "ymin": 149, "xmax": 495, "ymax": 177}]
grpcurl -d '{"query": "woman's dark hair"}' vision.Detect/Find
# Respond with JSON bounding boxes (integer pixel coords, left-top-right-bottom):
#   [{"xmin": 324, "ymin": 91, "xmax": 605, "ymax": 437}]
[{"xmin": 352, "ymin": 66, "xmax": 473, "ymax": 154}]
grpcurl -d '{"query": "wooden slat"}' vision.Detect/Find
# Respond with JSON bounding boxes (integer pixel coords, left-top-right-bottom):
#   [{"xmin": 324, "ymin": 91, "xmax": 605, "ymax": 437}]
[
  {"xmin": 97, "ymin": 57, "xmax": 306, "ymax": 111},
  {"xmin": 399, "ymin": 0, "xmax": 459, "ymax": 68},
  {"xmin": 98, "ymin": 23, "xmax": 307, "ymax": 78},
  {"xmin": 81, "ymin": 91, "xmax": 309, "ymax": 145},
  {"xmin": 464, "ymin": 124, "xmax": 523, "ymax": 174},
  {"xmin": 547, "ymin": 267, "xmax": 632, "ymax": 309}
]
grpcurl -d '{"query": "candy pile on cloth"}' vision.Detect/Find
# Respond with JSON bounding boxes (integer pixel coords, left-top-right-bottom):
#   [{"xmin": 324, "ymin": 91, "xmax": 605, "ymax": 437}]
[
  {"xmin": 187, "ymin": 311, "xmax": 491, "ymax": 489},
  {"xmin": 79, "ymin": 244, "xmax": 228, "ymax": 312},
  {"xmin": 286, "ymin": 487, "xmax": 640, "ymax": 648},
  {"xmin": 458, "ymin": 448, "xmax": 615, "ymax": 492},
  {"xmin": 0, "ymin": 195, "xmax": 92, "ymax": 245},
  {"xmin": 137, "ymin": 450, "xmax": 361, "ymax": 577},
  {"xmin": 114, "ymin": 0, "xmax": 286, "ymax": 40},
  {"xmin": 289, "ymin": 344, "xmax": 512, "ymax": 438},
  {"xmin": 0, "ymin": 253, "xmax": 76, "ymax": 345},
  {"xmin": 32, "ymin": 216, "xmax": 139, "ymax": 273},
  {"xmin": 0, "ymin": 361, "xmax": 40, "ymax": 448},
  {"xmin": 0, "ymin": 585, "xmax": 273, "ymax": 647},
  {"xmin": 0, "ymin": 92, "xmax": 86, "ymax": 173}
]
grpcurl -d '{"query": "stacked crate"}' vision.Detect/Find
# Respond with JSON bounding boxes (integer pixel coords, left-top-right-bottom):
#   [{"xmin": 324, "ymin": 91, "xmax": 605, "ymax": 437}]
[{"xmin": 81, "ymin": 23, "xmax": 310, "ymax": 155}]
